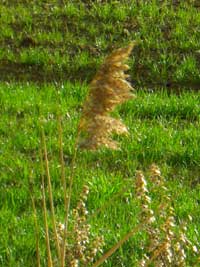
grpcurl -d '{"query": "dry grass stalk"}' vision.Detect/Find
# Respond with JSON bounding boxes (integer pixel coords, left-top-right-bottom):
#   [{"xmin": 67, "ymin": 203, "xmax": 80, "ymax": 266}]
[
  {"xmin": 39, "ymin": 147, "xmax": 53, "ymax": 267},
  {"xmin": 28, "ymin": 171, "xmax": 41, "ymax": 267},
  {"xmin": 57, "ymin": 115, "xmax": 68, "ymax": 267},
  {"xmin": 91, "ymin": 225, "xmax": 142, "ymax": 267},
  {"xmin": 41, "ymin": 129, "xmax": 61, "ymax": 264},
  {"xmin": 61, "ymin": 129, "xmax": 80, "ymax": 266},
  {"xmin": 79, "ymin": 42, "xmax": 136, "ymax": 150}
]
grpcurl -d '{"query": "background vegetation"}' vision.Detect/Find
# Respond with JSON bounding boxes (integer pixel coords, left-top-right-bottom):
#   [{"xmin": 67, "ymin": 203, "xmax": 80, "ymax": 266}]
[{"xmin": 0, "ymin": 1, "xmax": 199, "ymax": 266}]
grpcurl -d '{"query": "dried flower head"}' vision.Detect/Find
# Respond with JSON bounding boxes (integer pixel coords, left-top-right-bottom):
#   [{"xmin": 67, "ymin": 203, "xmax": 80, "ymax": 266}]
[
  {"xmin": 136, "ymin": 171, "xmax": 156, "ymax": 225},
  {"xmin": 57, "ymin": 185, "xmax": 104, "ymax": 266},
  {"xmin": 136, "ymin": 167, "xmax": 198, "ymax": 267},
  {"xmin": 79, "ymin": 42, "xmax": 137, "ymax": 150}
]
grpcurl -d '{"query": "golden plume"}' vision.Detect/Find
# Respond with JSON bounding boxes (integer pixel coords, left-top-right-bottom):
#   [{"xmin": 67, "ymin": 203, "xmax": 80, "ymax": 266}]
[{"xmin": 78, "ymin": 42, "xmax": 136, "ymax": 150}]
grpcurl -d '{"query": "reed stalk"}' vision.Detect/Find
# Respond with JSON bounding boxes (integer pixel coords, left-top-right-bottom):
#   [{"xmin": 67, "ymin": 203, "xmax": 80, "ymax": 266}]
[
  {"xmin": 28, "ymin": 171, "xmax": 41, "ymax": 267},
  {"xmin": 39, "ymin": 147, "xmax": 53, "ymax": 267},
  {"xmin": 41, "ymin": 128, "xmax": 61, "ymax": 263}
]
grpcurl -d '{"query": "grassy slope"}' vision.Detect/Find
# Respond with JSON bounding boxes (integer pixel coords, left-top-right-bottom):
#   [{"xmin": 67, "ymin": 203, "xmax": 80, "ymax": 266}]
[
  {"xmin": 0, "ymin": 1, "xmax": 200, "ymax": 266},
  {"xmin": 0, "ymin": 1, "xmax": 200, "ymax": 87}
]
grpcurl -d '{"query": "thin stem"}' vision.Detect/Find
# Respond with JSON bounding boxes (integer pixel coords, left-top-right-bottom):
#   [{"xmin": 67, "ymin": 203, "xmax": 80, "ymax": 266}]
[
  {"xmin": 41, "ymin": 129, "xmax": 61, "ymax": 263},
  {"xmin": 91, "ymin": 225, "xmax": 142, "ymax": 267},
  {"xmin": 28, "ymin": 172, "xmax": 41, "ymax": 267},
  {"xmin": 62, "ymin": 128, "xmax": 80, "ymax": 242},
  {"xmin": 55, "ymin": 111, "xmax": 81, "ymax": 267},
  {"xmin": 58, "ymin": 115, "xmax": 68, "ymax": 209},
  {"xmin": 58, "ymin": 115, "xmax": 68, "ymax": 267},
  {"xmin": 59, "ymin": 122, "xmax": 81, "ymax": 266},
  {"xmin": 40, "ymin": 148, "xmax": 53, "ymax": 267}
]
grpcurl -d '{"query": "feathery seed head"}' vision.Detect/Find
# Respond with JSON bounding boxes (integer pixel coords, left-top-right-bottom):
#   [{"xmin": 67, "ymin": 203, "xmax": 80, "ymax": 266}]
[{"xmin": 79, "ymin": 42, "xmax": 137, "ymax": 150}]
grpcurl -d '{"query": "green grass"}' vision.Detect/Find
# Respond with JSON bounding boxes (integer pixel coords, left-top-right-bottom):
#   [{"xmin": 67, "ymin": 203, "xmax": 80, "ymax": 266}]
[
  {"xmin": 0, "ymin": 82, "xmax": 199, "ymax": 266},
  {"xmin": 0, "ymin": 1, "xmax": 200, "ymax": 87},
  {"xmin": 0, "ymin": 1, "xmax": 200, "ymax": 266}
]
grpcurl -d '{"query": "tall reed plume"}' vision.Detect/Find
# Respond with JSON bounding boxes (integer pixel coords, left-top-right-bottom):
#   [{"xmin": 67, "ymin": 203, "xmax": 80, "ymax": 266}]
[{"xmin": 79, "ymin": 42, "xmax": 136, "ymax": 150}]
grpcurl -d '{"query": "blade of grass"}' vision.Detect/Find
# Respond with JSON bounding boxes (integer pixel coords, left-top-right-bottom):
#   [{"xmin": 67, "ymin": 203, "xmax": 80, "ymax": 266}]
[{"xmin": 41, "ymin": 128, "xmax": 61, "ymax": 263}]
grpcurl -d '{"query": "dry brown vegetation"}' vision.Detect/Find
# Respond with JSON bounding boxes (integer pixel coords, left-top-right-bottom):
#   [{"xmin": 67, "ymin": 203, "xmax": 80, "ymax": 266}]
[{"xmin": 78, "ymin": 42, "xmax": 136, "ymax": 150}]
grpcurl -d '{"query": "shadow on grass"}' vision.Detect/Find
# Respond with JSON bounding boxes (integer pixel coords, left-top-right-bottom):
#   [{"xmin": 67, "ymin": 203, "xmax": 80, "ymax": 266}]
[
  {"xmin": 1, "ymin": 60, "xmax": 200, "ymax": 92},
  {"xmin": 0, "ymin": 60, "xmax": 96, "ymax": 83}
]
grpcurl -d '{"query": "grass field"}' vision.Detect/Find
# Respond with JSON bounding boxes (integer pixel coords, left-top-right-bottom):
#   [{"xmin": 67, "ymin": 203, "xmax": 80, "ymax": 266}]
[{"xmin": 0, "ymin": 1, "xmax": 200, "ymax": 266}]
